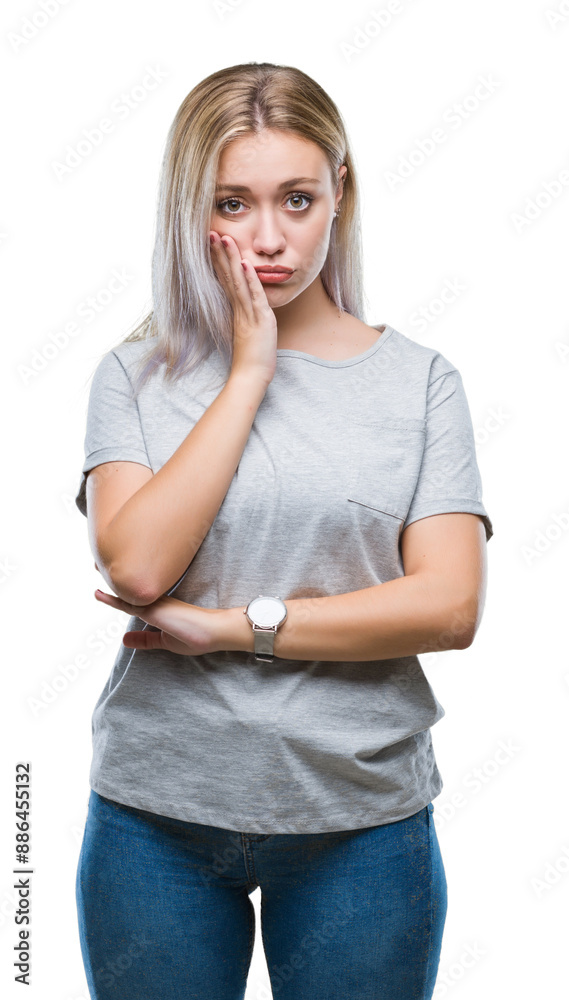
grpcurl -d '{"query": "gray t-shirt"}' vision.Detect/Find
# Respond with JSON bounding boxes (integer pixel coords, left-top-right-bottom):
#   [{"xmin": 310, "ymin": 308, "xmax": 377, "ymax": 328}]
[{"xmin": 75, "ymin": 323, "xmax": 493, "ymax": 834}]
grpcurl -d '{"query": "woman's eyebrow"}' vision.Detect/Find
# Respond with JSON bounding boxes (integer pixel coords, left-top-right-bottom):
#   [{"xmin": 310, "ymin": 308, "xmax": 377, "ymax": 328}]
[{"xmin": 215, "ymin": 177, "xmax": 321, "ymax": 193}]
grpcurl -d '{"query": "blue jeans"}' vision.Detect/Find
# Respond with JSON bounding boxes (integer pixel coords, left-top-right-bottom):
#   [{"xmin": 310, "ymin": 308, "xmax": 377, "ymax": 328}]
[{"xmin": 76, "ymin": 790, "xmax": 447, "ymax": 999}]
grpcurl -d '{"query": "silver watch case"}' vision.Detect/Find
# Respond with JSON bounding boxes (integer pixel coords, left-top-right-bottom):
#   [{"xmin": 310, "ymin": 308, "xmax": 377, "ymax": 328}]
[{"xmin": 244, "ymin": 595, "xmax": 288, "ymax": 663}]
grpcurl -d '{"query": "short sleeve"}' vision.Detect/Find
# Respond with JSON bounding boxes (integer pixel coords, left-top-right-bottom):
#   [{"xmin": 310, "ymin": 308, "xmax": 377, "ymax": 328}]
[
  {"xmin": 75, "ymin": 350, "xmax": 151, "ymax": 518},
  {"xmin": 402, "ymin": 368, "xmax": 493, "ymax": 542}
]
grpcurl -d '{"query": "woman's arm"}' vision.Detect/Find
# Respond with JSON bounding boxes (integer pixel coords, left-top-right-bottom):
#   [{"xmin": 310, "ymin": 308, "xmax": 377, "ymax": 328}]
[
  {"xmin": 87, "ymin": 232, "xmax": 279, "ymax": 606},
  {"xmin": 90, "ymin": 371, "xmax": 268, "ymax": 605},
  {"xmin": 219, "ymin": 512, "xmax": 488, "ymax": 661},
  {"xmin": 94, "ymin": 511, "xmax": 488, "ymax": 663}
]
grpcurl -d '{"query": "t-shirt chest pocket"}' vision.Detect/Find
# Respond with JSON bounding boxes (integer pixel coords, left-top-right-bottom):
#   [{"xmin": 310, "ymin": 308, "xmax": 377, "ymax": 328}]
[{"xmin": 347, "ymin": 417, "xmax": 427, "ymax": 522}]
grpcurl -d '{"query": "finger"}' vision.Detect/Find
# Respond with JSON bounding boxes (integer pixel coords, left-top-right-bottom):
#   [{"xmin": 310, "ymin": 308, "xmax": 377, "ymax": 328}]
[
  {"xmin": 95, "ymin": 589, "xmax": 125, "ymax": 608},
  {"xmin": 211, "ymin": 233, "xmax": 254, "ymax": 309},
  {"xmin": 217, "ymin": 234, "xmax": 269, "ymax": 307},
  {"xmin": 209, "ymin": 232, "xmax": 237, "ymax": 287},
  {"xmin": 94, "ymin": 589, "xmax": 144, "ymax": 616},
  {"xmin": 123, "ymin": 630, "xmax": 194, "ymax": 656},
  {"xmin": 122, "ymin": 630, "xmax": 165, "ymax": 650},
  {"xmin": 240, "ymin": 255, "xmax": 269, "ymax": 303}
]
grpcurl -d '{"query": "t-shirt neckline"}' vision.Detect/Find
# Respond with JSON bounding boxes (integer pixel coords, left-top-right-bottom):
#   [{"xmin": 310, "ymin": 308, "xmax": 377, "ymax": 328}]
[{"xmin": 275, "ymin": 324, "xmax": 393, "ymax": 368}]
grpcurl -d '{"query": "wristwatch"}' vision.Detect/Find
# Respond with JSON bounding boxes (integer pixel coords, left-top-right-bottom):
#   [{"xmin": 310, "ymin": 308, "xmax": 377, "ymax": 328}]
[{"xmin": 244, "ymin": 595, "xmax": 288, "ymax": 663}]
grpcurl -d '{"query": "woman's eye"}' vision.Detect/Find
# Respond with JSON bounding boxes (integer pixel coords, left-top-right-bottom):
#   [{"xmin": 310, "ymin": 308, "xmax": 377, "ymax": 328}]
[
  {"xmin": 216, "ymin": 193, "xmax": 314, "ymax": 215},
  {"xmin": 218, "ymin": 198, "xmax": 243, "ymax": 214},
  {"xmin": 287, "ymin": 193, "xmax": 313, "ymax": 210}
]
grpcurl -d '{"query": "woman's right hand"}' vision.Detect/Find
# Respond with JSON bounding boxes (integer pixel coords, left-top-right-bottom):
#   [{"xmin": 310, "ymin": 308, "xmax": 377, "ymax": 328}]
[{"xmin": 209, "ymin": 230, "xmax": 279, "ymax": 387}]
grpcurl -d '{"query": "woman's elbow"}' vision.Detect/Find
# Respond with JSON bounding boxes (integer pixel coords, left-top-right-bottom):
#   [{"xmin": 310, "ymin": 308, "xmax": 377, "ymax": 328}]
[
  {"xmin": 106, "ymin": 561, "xmax": 162, "ymax": 606},
  {"xmin": 448, "ymin": 595, "xmax": 483, "ymax": 649}
]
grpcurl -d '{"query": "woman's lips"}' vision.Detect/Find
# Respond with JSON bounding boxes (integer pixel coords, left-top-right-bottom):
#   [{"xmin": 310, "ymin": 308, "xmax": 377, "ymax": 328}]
[{"xmin": 255, "ymin": 271, "xmax": 294, "ymax": 283}]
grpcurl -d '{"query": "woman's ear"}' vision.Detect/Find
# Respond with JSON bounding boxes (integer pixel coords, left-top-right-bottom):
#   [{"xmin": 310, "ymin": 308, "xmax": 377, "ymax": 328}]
[{"xmin": 336, "ymin": 164, "xmax": 347, "ymax": 207}]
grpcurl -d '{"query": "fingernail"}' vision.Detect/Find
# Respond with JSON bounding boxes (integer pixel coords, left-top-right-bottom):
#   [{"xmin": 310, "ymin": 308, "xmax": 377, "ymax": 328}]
[
  {"xmin": 209, "ymin": 234, "xmax": 215, "ymax": 244},
  {"xmin": 221, "ymin": 237, "xmax": 229, "ymax": 247}
]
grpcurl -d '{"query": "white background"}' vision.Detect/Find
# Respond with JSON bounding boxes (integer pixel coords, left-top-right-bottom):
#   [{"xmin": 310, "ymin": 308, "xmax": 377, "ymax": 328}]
[{"xmin": 1, "ymin": 0, "xmax": 568, "ymax": 997}]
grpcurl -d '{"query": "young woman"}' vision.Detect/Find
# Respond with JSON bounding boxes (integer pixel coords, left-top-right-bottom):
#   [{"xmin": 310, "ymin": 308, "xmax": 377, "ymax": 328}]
[{"xmin": 75, "ymin": 61, "xmax": 493, "ymax": 1000}]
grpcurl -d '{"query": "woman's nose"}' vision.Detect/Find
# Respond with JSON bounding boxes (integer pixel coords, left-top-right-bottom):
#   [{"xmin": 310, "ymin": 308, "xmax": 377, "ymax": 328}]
[{"xmin": 250, "ymin": 214, "xmax": 287, "ymax": 254}]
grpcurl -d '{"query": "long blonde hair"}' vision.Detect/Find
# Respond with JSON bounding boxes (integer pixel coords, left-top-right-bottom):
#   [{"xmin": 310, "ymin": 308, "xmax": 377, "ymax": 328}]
[{"xmin": 117, "ymin": 61, "xmax": 367, "ymax": 398}]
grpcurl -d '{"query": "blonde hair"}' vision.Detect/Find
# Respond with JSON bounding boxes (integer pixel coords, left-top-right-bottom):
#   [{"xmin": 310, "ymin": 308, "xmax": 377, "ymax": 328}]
[{"xmin": 117, "ymin": 61, "xmax": 367, "ymax": 398}]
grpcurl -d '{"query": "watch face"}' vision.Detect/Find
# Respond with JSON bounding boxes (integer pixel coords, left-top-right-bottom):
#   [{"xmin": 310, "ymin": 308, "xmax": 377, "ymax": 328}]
[{"xmin": 248, "ymin": 596, "xmax": 287, "ymax": 628}]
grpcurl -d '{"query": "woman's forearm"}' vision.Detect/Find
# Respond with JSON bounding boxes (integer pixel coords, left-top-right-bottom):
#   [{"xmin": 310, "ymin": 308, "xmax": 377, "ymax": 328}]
[
  {"xmin": 100, "ymin": 371, "xmax": 268, "ymax": 604},
  {"xmin": 217, "ymin": 573, "xmax": 476, "ymax": 662}
]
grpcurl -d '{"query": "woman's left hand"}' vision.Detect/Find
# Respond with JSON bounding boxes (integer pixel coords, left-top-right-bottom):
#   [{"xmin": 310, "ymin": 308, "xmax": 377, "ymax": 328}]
[{"xmin": 94, "ymin": 588, "xmax": 225, "ymax": 656}]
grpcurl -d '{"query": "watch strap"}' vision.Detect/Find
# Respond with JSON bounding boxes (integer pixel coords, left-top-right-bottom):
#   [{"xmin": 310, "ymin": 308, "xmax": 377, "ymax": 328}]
[{"xmin": 253, "ymin": 627, "xmax": 276, "ymax": 662}]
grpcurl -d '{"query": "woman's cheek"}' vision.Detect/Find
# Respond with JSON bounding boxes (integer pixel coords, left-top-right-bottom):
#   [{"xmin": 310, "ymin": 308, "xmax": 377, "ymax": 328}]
[{"xmin": 300, "ymin": 232, "xmax": 330, "ymax": 276}]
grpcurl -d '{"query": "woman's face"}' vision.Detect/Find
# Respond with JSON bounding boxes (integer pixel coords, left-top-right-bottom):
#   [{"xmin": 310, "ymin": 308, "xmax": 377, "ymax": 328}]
[{"xmin": 210, "ymin": 130, "xmax": 346, "ymax": 304}]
